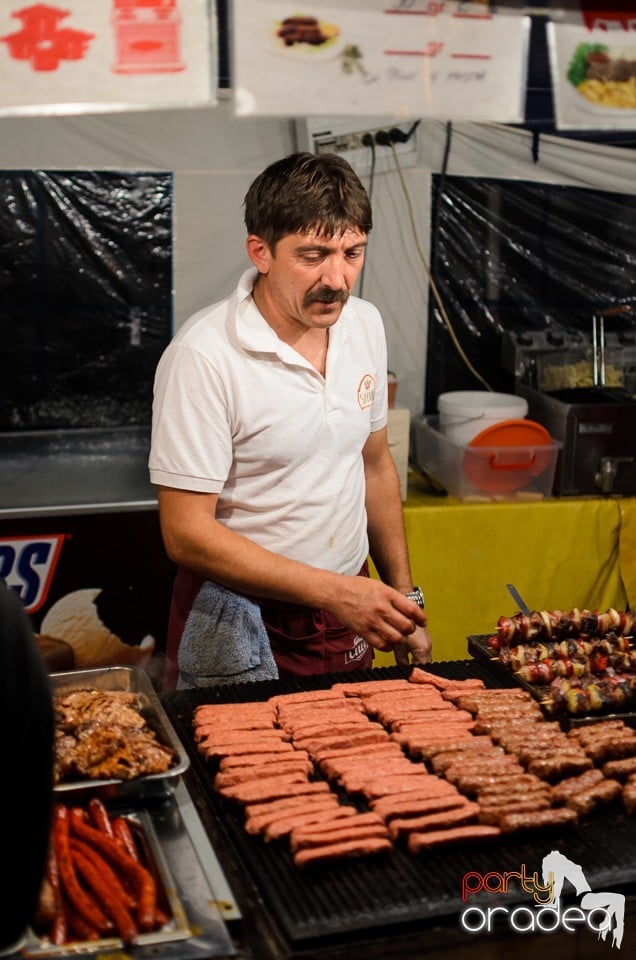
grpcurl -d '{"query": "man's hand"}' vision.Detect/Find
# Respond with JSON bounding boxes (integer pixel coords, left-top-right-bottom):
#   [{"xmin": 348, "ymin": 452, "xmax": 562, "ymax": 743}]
[
  {"xmin": 327, "ymin": 576, "xmax": 427, "ymax": 653},
  {"xmin": 393, "ymin": 624, "xmax": 432, "ymax": 667}
]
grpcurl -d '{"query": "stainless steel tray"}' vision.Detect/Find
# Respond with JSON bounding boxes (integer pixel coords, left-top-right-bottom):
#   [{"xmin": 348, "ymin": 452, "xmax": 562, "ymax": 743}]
[
  {"xmin": 23, "ymin": 809, "xmax": 190, "ymax": 957},
  {"xmin": 51, "ymin": 666, "xmax": 190, "ymax": 800},
  {"xmin": 20, "ymin": 782, "xmax": 238, "ymax": 959}
]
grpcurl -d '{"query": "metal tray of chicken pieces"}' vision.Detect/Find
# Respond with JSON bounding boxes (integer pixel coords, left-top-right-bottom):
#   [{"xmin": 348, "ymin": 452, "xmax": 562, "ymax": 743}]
[{"xmin": 50, "ymin": 666, "xmax": 190, "ymax": 801}]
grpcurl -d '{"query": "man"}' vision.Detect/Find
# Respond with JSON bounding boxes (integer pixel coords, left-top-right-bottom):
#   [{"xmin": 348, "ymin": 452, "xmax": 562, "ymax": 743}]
[
  {"xmin": 150, "ymin": 152, "xmax": 431, "ymax": 689},
  {"xmin": 0, "ymin": 583, "xmax": 54, "ymax": 953}
]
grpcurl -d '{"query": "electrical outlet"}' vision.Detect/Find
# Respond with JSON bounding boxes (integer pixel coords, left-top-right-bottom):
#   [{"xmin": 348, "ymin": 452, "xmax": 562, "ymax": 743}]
[
  {"xmin": 296, "ymin": 117, "xmax": 419, "ymax": 177},
  {"xmin": 314, "ymin": 123, "xmax": 418, "ymax": 176}
]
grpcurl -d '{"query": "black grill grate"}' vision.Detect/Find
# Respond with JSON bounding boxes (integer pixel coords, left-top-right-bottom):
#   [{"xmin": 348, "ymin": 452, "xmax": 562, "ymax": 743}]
[{"xmin": 163, "ymin": 662, "xmax": 636, "ymax": 948}]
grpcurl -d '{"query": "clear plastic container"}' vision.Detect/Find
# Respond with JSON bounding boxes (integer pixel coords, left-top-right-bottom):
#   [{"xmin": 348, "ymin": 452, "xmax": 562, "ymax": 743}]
[
  {"xmin": 411, "ymin": 415, "xmax": 562, "ymax": 502},
  {"xmin": 536, "ymin": 347, "xmax": 626, "ymax": 392}
]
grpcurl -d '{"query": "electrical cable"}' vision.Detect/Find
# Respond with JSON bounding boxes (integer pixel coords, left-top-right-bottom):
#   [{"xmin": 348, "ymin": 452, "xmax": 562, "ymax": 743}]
[
  {"xmin": 389, "ymin": 141, "xmax": 493, "ymax": 392},
  {"xmin": 430, "ymin": 121, "xmax": 452, "ymax": 276},
  {"xmin": 358, "ymin": 135, "xmax": 376, "ymax": 300},
  {"xmin": 388, "ymin": 119, "xmax": 421, "ymax": 145}
]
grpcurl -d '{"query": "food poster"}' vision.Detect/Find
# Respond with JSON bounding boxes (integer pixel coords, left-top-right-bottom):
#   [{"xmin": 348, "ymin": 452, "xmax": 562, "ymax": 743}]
[
  {"xmin": 548, "ymin": 4, "xmax": 636, "ymax": 129},
  {"xmin": 0, "ymin": 512, "xmax": 176, "ymax": 688},
  {"xmin": 232, "ymin": 0, "xmax": 529, "ymax": 120},
  {"xmin": 0, "ymin": 0, "xmax": 216, "ymax": 116}
]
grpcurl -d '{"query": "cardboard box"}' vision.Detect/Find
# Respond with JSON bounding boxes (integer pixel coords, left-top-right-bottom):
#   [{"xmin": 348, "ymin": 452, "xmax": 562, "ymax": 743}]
[{"xmin": 388, "ymin": 406, "xmax": 410, "ymax": 501}]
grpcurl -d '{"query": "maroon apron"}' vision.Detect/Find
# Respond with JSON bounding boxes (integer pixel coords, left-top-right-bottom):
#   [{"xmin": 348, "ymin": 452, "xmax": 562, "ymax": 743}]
[{"xmin": 163, "ymin": 562, "xmax": 372, "ymax": 690}]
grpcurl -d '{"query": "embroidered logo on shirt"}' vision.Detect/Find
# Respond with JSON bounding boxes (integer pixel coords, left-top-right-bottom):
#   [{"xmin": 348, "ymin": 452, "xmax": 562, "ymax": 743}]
[
  {"xmin": 345, "ymin": 637, "xmax": 369, "ymax": 664},
  {"xmin": 357, "ymin": 373, "xmax": 376, "ymax": 409}
]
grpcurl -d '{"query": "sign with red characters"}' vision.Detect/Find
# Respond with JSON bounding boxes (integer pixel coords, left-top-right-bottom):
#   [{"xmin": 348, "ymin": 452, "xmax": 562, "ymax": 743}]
[{"xmin": 0, "ymin": 1, "xmax": 215, "ymax": 114}]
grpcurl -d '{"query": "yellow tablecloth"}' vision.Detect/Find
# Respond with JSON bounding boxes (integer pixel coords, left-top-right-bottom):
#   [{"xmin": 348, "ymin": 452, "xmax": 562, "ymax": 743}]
[{"xmin": 374, "ymin": 473, "xmax": 636, "ymax": 667}]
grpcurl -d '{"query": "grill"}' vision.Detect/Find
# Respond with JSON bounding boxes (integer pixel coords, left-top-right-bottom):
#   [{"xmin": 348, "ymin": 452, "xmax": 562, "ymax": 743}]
[{"xmin": 163, "ymin": 663, "xmax": 636, "ymax": 954}]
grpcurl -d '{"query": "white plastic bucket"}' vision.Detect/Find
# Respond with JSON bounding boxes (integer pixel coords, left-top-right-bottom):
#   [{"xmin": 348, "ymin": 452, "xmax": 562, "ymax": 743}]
[{"xmin": 438, "ymin": 391, "xmax": 529, "ymax": 445}]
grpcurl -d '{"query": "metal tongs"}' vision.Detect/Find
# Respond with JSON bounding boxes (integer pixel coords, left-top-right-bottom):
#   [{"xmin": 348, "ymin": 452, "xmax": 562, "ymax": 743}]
[
  {"xmin": 506, "ymin": 583, "xmax": 530, "ymax": 616},
  {"xmin": 592, "ymin": 313, "xmax": 606, "ymax": 388},
  {"xmin": 592, "ymin": 304, "xmax": 633, "ymax": 389}
]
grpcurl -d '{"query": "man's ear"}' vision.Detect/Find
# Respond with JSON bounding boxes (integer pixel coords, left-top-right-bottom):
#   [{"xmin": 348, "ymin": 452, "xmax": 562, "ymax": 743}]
[{"xmin": 246, "ymin": 234, "xmax": 272, "ymax": 273}]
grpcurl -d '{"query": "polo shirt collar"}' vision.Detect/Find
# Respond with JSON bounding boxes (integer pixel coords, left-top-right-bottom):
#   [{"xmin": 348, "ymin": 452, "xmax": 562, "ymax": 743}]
[{"xmin": 235, "ymin": 267, "xmax": 350, "ymax": 358}]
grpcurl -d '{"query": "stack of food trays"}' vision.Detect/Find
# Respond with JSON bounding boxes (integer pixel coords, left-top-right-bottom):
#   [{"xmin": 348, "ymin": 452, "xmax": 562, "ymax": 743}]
[
  {"xmin": 469, "ymin": 606, "xmax": 636, "ymax": 720},
  {"xmin": 24, "ymin": 666, "xmax": 191, "ymax": 956}
]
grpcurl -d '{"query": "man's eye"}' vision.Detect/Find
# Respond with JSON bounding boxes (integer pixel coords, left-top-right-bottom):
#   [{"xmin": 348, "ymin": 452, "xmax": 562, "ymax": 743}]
[{"xmin": 347, "ymin": 249, "xmax": 364, "ymax": 260}]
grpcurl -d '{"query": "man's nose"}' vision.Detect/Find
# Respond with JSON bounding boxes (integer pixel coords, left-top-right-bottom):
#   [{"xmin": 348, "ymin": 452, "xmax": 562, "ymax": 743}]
[{"xmin": 320, "ymin": 255, "xmax": 347, "ymax": 290}]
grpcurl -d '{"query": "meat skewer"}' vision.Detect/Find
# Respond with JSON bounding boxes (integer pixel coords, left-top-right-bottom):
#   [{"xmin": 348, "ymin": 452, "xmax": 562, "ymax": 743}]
[
  {"xmin": 498, "ymin": 635, "xmax": 632, "ymax": 670},
  {"xmin": 514, "ymin": 650, "xmax": 636, "ymax": 684},
  {"xmin": 545, "ymin": 674, "xmax": 636, "ymax": 715},
  {"xmin": 490, "ymin": 607, "xmax": 634, "ymax": 649}
]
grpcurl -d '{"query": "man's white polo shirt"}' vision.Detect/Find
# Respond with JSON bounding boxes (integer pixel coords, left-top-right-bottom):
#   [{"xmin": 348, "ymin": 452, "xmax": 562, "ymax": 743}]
[{"xmin": 150, "ymin": 269, "xmax": 388, "ymax": 575}]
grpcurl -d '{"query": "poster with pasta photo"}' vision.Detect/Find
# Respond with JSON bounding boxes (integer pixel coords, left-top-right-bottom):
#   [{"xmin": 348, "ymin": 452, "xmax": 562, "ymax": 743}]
[
  {"xmin": 548, "ymin": 13, "xmax": 636, "ymax": 130},
  {"xmin": 232, "ymin": 0, "xmax": 529, "ymax": 121}
]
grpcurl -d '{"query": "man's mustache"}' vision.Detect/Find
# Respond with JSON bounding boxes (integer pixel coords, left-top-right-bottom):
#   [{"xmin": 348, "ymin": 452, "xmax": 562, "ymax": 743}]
[{"xmin": 303, "ymin": 287, "xmax": 349, "ymax": 307}]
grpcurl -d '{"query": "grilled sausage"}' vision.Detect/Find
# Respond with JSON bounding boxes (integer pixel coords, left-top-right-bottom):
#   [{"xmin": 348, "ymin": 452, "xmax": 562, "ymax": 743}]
[
  {"xmin": 408, "ymin": 824, "xmax": 501, "ymax": 852},
  {"xmin": 293, "ymin": 837, "xmax": 392, "ymax": 867},
  {"xmin": 498, "ymin": 807, "xmax": 578, "ymax": 833}
]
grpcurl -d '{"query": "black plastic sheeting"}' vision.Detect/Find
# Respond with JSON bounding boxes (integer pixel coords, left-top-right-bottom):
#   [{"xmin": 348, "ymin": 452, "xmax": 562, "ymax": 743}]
[
  {"xmin": 0, "ymin": 170, "xmax": 172, "ymax": 431},
  {"xmin": 425, "ymin": 173, "xmax": 636, "ymax": 412}
]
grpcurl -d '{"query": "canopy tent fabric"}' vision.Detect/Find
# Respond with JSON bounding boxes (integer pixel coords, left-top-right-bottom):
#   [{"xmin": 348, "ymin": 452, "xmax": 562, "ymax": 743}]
[
  {"xmin": 419, "ymin": 119, "xmax": 636, "ymax": 193},
  {"xmin": 0, "ymin": 110, "xmax": 633, "ymax": 418}
]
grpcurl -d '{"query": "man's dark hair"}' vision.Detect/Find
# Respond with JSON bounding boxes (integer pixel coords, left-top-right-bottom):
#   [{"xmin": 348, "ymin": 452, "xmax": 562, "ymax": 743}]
[{"xmin": 244, "ymin": 152, "xmax": 372, "ymax": 251}]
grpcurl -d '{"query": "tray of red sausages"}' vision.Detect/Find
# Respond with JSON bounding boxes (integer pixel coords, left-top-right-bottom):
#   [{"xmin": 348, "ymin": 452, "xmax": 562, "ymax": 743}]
[
  {"xmin": 24, "ymin": 797, "xmax": 191, "ymax": 955},
  {"xmin": 163, "ymin": 663, "xmax": 636, "ymax": 948}
]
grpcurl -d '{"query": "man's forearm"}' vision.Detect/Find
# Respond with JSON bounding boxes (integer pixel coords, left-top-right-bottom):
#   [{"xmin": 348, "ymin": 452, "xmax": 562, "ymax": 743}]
[{"xmin": 365, "ymin": 457, "xmax": 414, "ymax": 593}]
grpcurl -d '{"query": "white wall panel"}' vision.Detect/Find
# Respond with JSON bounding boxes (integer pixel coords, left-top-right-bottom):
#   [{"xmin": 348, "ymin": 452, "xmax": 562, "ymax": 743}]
[{"xmin": 0, "ymin": 100, "xmax": 430, "ymax": 412}]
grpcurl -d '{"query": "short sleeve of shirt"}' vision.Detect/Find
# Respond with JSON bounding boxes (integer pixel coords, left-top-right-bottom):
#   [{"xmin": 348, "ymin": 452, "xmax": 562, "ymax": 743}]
[
  {"xmin": 149, "ymin": 342, "xmax": 233, "ymax": 493},
  {"xmin": 366, "ymin": 302, "xmax": 389, "ymax": 433}
]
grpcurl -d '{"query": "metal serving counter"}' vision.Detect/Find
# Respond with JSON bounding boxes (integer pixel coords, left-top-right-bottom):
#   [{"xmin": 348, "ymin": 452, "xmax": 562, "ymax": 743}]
[
  {"xmin": 1, "ymin": 427, "xmax": 156, "ymax": 518},
  {"xmin": 4, "ymin": 660, "xmax": 636, "ymax": 960}
]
